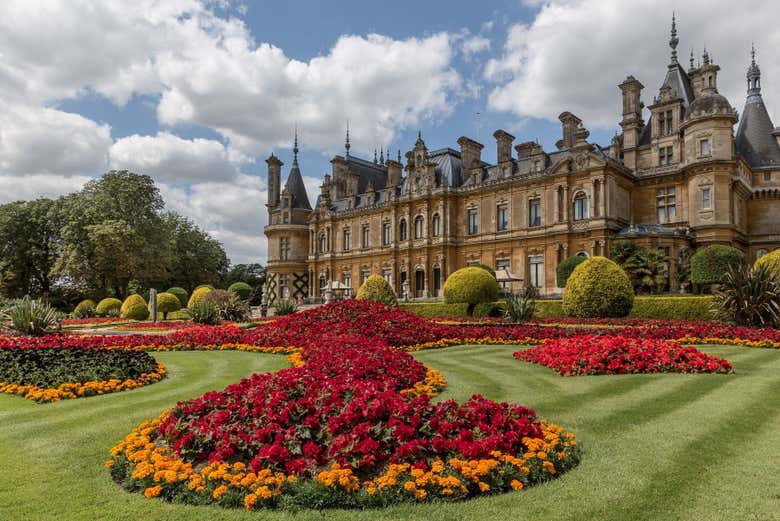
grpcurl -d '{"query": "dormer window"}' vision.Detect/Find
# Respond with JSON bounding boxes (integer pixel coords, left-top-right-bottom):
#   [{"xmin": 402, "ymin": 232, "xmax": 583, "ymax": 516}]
[{"xmin": 658, "ymin": 110, "xmax": 673, "ymax": 136}]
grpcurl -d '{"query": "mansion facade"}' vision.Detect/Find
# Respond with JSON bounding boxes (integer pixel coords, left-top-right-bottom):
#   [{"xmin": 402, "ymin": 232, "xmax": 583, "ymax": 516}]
[{"xmin": 264, "ymin": 24, "xmax": 780, "ymax": 303}]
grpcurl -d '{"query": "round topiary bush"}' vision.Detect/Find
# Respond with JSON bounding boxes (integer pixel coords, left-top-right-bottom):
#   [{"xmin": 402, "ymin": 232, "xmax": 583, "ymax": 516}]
[
  {"xmin": 194, "ymin": 284, "xmax": 215, "ymax": 291},
  {"xmin": 473, "ymin": 263, "xmax": 497, "ymax": 278},
  {"xmin": 120, "ymin": 294, "xmax": 149, "ymax": 321},
  {"xmin": 754, "ymin": 249, "xmax": 780, "ymax": 280},
  {"xmin": 72, "ymin": 299, "xmax": 97, "ymax": 318},
  {"xmin": 355, "ymin": 275, "xmax": 397, "ymax": 306},
  {"xmin": 95, "ymin": 297, "xmax": 122, "ymax": 317},
  {"xmin": 187, "ymin": 286, "xmax": 213, "ymax": 309},
  {"xmin": 563, "ymin": 256, "xmax": 634, "ymax": 318},
  {"xmin": 443, "ymin": 267, "xmax": 499, "ymax": 315},
  {"xmin": 166, "ymin": 287, "xmax": 189, "ymax": 308},
  {"xmin": 228, "ymin": 282, "xmax": 253, "ymax": 301},
  {"xmin": 690, "ymin": 245, "xmax": 745, "ymax": 285},
  {"xmin": 556, "ymin": 255, "xmax": 588, "ymax": 287},
  {"xmin": 155, "ymin": 292, "xmax": 182, "ymax": 319}
]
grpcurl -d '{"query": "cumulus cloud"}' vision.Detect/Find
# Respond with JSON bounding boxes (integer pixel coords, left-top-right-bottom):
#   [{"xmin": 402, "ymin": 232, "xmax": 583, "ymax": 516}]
[
  {"xmin": 485, "ymin": 0, "xmax": 780, "ymax": 128},
  {"xmin": 0, "ymin": 174, "xmax": 92, "ymax": 204},
  {"xmin": 461, "ymin": 35, "xmax": 491, "ymax": 56}
]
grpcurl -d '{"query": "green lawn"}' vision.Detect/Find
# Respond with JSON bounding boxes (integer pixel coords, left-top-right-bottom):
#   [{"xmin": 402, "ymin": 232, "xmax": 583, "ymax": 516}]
[{"xmin": 1, "ymin": 346, "xmax": 779, "ymax": 520}]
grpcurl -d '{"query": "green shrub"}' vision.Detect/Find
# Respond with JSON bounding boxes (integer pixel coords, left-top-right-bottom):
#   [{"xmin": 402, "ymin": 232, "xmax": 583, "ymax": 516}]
[
  {"xmin": 95, "ymin": 298, "xmax": 122, "ymax": 317},
  {"xmin": 203, "ymin": 289, "xmax": 249, "ymax": 322},
  {"xmin": 274, "ymin": 299, "xmax": 298, "ymax": 316},
  {"xmin": 399, "ymin": 302, "xmax": 470, "ymax": 317},
  {"xmin": 563, "ymin": 256, "xmax": 634, "ymax": 318},
  {"xmin": 690, "ymin": 245, "xmax": 745, "ymax": 285},
  {"xmin": 556, "ymin": 256, "xmax": 587, "ymax": 287},
  {"xmin": 472, "ymin": 263, "xmax": 496, "ymax": 278},
  {"xmin": 4, "ymin": 296, "xmax": 61, "ymax": 336},
  {"xmin": 753, "ymin": 249, "xmax": 780, "ymax": 280},
  {"xmin": 355, "ymin": 275, "xmax": 397, "ymax": 306},
  {"xmin": 713, "ymin": 263, "xmax": 780, "ymax": 328},
  {"xmin": 443, "ymin": 267, "xmax": 499, "ymax": 315},
  {"xmin": 120, "ymin": 294, "xmax": 149, "ymax": 320},
  {"xmin": 227, "ymin": 282, "xmax": 253, "ymax": 301},
  {"xmin": 194, "ymin": 284, "xmax": 215, "ymax": 291},
  {"xmin": 534, "ymin": 300, "xmax": 564, "ymax": 318},
  {"xmin": 187, "ymin": 286, "xmax": 212, "ymax": 308},
  {"xmin": 629, "ymin": 296, "xmax": 715, "ymax": 320},
  {"xmin": 155, "ymin": 292, "xmax": 182, "ymax": 320},
  {"xmin": 166, "ymin": 287, "xmax": 189, "ymax": 308},
  {"xmin": 473, "ymin": 301, "xmax": 505, "ymax": 317},
  {"xmin": 188, "ymin": 300, "xmax": 220, "ymax": 325},
  {"xmin": 73, "ymin": 299, "xmax": 97, "ymax": 319},
  {"xmin": 505, "ymin": 286, "xmax": 538, "ymax": 322},
  {"xmin": 611, "ymin": 240, "xmax": 640, "ymax": 265}
]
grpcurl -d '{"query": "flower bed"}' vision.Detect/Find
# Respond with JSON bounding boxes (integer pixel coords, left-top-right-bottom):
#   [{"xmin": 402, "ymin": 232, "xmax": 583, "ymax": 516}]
[
  {"xmin": 61, "ymin": 317, "xmax": 131, "ymax": 328},
  {"xmin": 114, "ymin": 321, "xmax": 192, "ymax": 331},
  {"xmin": 514, "ymin": 335, "xmax": 733, "ymax": 376},
  {"xmin": 0, "ymin": 347, "xmax": 165, "ymax": 402}
]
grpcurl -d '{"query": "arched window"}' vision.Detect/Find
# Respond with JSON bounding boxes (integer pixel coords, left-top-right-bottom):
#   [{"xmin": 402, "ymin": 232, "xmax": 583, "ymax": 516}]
[
  {"xmin": 432, "ymin": 213, "xmax": 441, "ymax": 237},
  {"xmin": 414, "ymin": 216, "xmax": 424, "ymax": 239},
  {"xmin": 576, "ymin": 251, "xmax": 589, "ymax": 258},
  {"xmin": 318, "ymin": 233, "xmax": 327, "ymax": 253},
  {"xmin": 573, "ymin": 192, "xmax": 589, "ymax": 221},
  {"xmin": 399, "ymin": 219, "xmax": 408, "ymax": 241}
]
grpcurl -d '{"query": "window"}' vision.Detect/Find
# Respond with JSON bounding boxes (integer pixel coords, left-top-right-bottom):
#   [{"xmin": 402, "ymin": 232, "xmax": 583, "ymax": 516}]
[
  {"xmin": 343, "ymin": 229, "xmax": 351, "ymax": 251},
  {"xmin": 529, "ymin": 255, "xmax": 544, "ymax": 288},
  {"xmin": 467, "ymin": 208, "xmax": 478, "ymax": 235},
  {"xmin": 658, "ymin": 114, "xmax": 665, "ymax": 136},
  {"xmin": 573, "ymin": 192, "xmax": 589, "ymax": 221},
  {"xmin": 343, "ymin": 273, "xmax": 352, "ymax": 289},
  {"xmin": 399, "ymin": 219, "xmax": 407, "ymax": 241},
  {"xmin": 658, "ymin": 146, "xmax": 673, "ymax": 166},
  {"xmin": 282, "ymin": 212, "xmax": 289, "ymax": 224},
  {"xmin": 432, "ymin": 213, "xmax": 441, "ymax": 237},
  {"xmin": 414, "ymin": 216, "xmax": 424, "ymax": 239},
  {"xmin": 656, "ymin": 187, "xmax": 676, "ymax": 223},
  {"xmin": 529, "ymin": 199, "xmax": 541, "ymax": 227},
  {"xmin": 360, "ymin": 269, "xmax": 370, "ymax": 284},
  {"xmin": 382, "ymin": 268, "xmax": 392, "ymax": 283},
  {"xmin": 279, "ymin": 238, "xmax": 290, "ymax": 260},
  {"xmin": 496, "ymin": 258, "xmax": 510, "ymax": 271},
  {"xmin": 497, "ymin": 203, "xmax": 508, "ymax": 231},
  {"xmin": 361, "ymin": 225, "xmax": 370, "ymax": 248},
  {"xmin": 764, "ymin": 172, "xmax": 772, "ymax": 182},
  {"xmin": 702, "ymin": 187, "xmax": 712, "ymax": 209},
  {"xmin": 534, "ymin": 160, "xmax": 542, "ymax": 172},
  {"xmin": 318, "ymin": 234, "xmax": 327, "ymax": 253},
  {"xmin": 658, "ymin": 110, "xmax": 673, "ymax": 136},
  {"xmin": 382, "ymin": 222, "xmax": 391, "ymax": 246},
  {"xmin": 699, "ymin": 138, "xmax": 711, "ymax": 157},
  {"xmin": 757, "ymin": 249, "xmax": 769, "ymax": 260}
]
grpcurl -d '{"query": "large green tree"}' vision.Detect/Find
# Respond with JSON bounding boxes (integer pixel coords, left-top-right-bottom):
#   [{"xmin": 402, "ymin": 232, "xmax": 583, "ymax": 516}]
[{"xmin": 165, "ymin": 213, "xmax": 229, "ymax": 291}]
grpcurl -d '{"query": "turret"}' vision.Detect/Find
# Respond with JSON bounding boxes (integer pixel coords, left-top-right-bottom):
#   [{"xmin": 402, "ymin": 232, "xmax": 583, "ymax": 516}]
[
  {"xmin": 736, "ymin": 45, "xmax": 780, "ymax": 167},
  {"xmin": 266, "ymin": 153, "xmax": 282, "ymax": 208}
]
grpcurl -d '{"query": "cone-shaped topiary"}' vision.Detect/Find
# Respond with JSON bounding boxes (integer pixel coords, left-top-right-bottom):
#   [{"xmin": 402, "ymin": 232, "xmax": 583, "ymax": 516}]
[
  {"xmin": 443, "ymin": 267, "xmax": 499, "ymax": 315},
  {"xmin": 187, "ymin": 286, "xmax": 212, "ymax": 309},
  {"xmin": 95, "ymin": 297, "xmax": 122, "ymax": 317},
  {"xmin": 556, "ymin": 255, "xmax": 587, "ymax": 287},
  {"xmin": 166, "ymin": 287, "xmax": 189, "ymax": 308},
  {"xmin": 156, "ymin": 292, "xmax": 182, "ymax": 319},
  {"xmin": 228, "ymin": 282, "xmax": 253, "ymax": 301},
  {"xmin": 690, "ymin": 245, "xmax": 745, "ymax": 285},
  {"xmin": 73, "ymin": 299, "xmax": 97, "ymax": 318},
  {"xmin": 563, "ymin": 256, "xmax": 634, "ymax": 318},
  {"xmin": 754, "ymin": 249, "xmax": 780, "ymax": 280},
  {"xmin": 120, "ymin": 294, "xmax": 149, "ymax": 320},
  {"xmin": 355, "ymin": 275, "xmax": 397, "ymax": 306}
]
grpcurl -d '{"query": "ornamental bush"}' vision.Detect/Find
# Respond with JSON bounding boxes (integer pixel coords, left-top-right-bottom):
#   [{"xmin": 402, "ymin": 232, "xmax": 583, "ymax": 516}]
[
  {"xmin": 73, "ymin": 299, "xmax": 97, "ymax": 319},
  {"xmin": 120, "ymin": 294, "xmax": 149, "ymax": 321},
  {"xmin": 155, "ymin": 292, "xmax": 182, "ymax": 320},
  {"xmin": 355, "ymin": 275, "xmax": 397, "ymax": 306},
  {"xmin": 754, "ymin": 249, "xmax": 780, "ymax": 280},
  {"xmin": 563, "ymin": 256, "xmax": 634, "ymax": 318},
  {"xmin": 443, "ymin": 267, "xmax": 499, "ymax": 315},
  {"xmin": 203, "ymin": 289, "xmax": 249, "ymax": 322},
  {"xmin": 166, "ymin": 287, "xmax": 189, "ymax": 308},
  {"xmin": 556, "ymin": 255, "xmax": 587, "ymax": 287},
  {"xmin": 95, "ymin": 298, "xmax": 122, "ymax": 317},
  {"xmin": 473, "ymin": 263, "xmax": 496, "ymax": 278},
  {"xmin": 228, "ymin": 282, "xmax": 253, "ymax": 301},
  {"xmin": 690, "ymin": 245, "xmax": 745, "ymax": 285},
  {"xmin": 188, "ymin": 286, "xmax": 212, "ymax": 308}
]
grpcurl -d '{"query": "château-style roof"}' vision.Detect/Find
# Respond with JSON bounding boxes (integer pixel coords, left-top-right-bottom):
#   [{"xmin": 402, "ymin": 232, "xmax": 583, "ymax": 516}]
[
  {"xmin": 284, "ymin": 130, "xmax": 312, "ymax": 210},
  {"xmin": 735, "ymin": 47, "xmax": 780, "ymax": 168}
]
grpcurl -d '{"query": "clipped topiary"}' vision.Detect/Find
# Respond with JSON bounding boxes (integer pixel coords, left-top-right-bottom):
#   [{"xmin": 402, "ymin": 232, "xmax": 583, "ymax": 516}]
[
  {"xmin": 166, "ymin": 287, "xmax": 189, "ymax": 308},
  {"xmin": 228, "ymin": 282, "xmax": 253, "ymax": 301},
  {"xmin": 194, "ymin": 284, "xmax": 215, "ymax": 291},
  {"xmin": 556, "ymin": 255, "xmax": 587, "ymax": 287},
  {"xmin": 95, "ymin": 297, "xmax": 122, "ymax": 317},
  {"xmin": 188, "ymin": 286, "xmax": 212, "ymax": 309},
  {"xmin": 73, "ymin": 299, "xmax": 97, "ymax": 318},
  {"xmin": 156, "ymin": 292, "xmax": 182, "ymax": 319},
  {"xmin": 355, "ymin": 275, "xmax": 397, "ymax": 306},
  {"xmin": 563, "ymin": 256, "xmax": 634, "ymax": 318},
  {"xmin": 473, "ymin": 263, "xmax": 497, "ymax": 279},
  {"xmin": 754, "ymin": 249, "xmax": 780, "ymax": 280},
  {"xmin": 443, "ymin": 267, "xmax": 499, "ymax": 315},
  {"xmin": 120, "ymin": 294, "xmax": 149, "ymax": 320},
  {"xmin": 690, "ymin": 245, "xmax": 745, "ymax": 285}
]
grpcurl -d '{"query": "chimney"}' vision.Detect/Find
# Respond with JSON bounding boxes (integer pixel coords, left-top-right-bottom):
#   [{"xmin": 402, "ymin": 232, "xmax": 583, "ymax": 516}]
[
  {"xmin": 265, "ymin": 153, "xmax": 283, "ymax": 207},
  {"xmin": 557, "ymin": 112, "xmax": 582, "ymax": 150},
  {"xmin": 515, "ymin": 141, "xmax": 542, "ymax": 159},
  {"xmin": 457, "ymin": 136, "xmax": 484, "ymax": 171},
  {"xmin": 385, "ymin": 156, "xmax": 403, "ymax": 187},
  {"xmin": 493, "ymin": 129, "xmax": 515, "ymax": 165}
]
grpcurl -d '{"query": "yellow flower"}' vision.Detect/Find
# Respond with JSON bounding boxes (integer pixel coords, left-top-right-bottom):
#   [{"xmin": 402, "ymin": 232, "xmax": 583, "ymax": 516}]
[
  {"xmin": 143, "ymin": 485, "xmax": 162, "ymax": 498},
  {"xmin": 212, "ymin": 485, "xmax": 229, "ymax": 500},
  {"xmin": 510, "ymin": 479, "xmax": 524, "ymax": 490},
  {"xmin": 244, "ymin": 493, "xmax": 258, "ymax": 510}
]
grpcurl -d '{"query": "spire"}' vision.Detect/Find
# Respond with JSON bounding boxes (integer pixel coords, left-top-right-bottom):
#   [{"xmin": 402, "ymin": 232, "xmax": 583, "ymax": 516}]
[
  {"xmin": 397, "ymin": 149, "xmax": 401, "ymax": 163},
  {"xmin": 345, "ymin": 122, "xmax": 351, "ymax": 158},
  {"xmin": 669, "ymin": 12, "xmax": 679, "ymax": 64},
  {"xmin": 373, "ymin": 148, "xmax": 378, "ymax": 164},
  {"xmin": 689, "ymin": 49, "xmax": 695, "ymax": 71},
  {"xmin": 702, "ymin": 46, "xmax": 710, "ymax": 66},
  {"xmin": 379, "ymin": 146, "xmax": 384, "ymax": 165},
  {"xmin": 292, "ymin": 125, "xmax": 299, "ymax": 164},
  {"xmin": 747, "ymin": 43, "xmax": 761, "ymax": 98}
]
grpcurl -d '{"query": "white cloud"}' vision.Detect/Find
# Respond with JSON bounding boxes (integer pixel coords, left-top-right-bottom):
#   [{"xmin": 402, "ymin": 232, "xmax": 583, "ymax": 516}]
[
  {"xmin": 109, "ymin": 132, "xmax": 239, "ymax": 184},
  {"xmin": 0, "ymin": 174, "xmax": 92, "ymax": 204},
  {"xmin": 461, "ymin": 35, "xmax": 491, "ymax": 56},
  {"xmin": 485, "ymin": 0, "xmax": 780, "ymax": 129}
]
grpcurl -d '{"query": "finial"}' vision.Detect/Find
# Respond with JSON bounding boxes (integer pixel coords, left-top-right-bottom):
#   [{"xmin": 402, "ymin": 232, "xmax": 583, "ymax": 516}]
[
  {"xmin": 345, "ymin": 121, "xmax": 351, "ymax": 157},
  {"xmin": 418, "ymin": 129, "xmax": 422, "ymax": 140},
  {"xmin": 379, "ymin": 146, "xmax": 384, "ymax": 165},
  {"xmin": 373, "ymin": 148, "xmax": 378, "ymax": 164},
  {"xmin": 293, "ymin": 125, "xmax": 299, "ymax": 162},
  {"xmin": 751, "ymin": 42, "xmax": 756, "ymax": 65},
  {"xmin": 747, "ymin": 44, "xmax": 761, "ymax": 97},
  {"xmin": 397, "ymin": 149, "xmax": 401, "ymax": 163},
  {"xmin": 669, "ymin": 12, "xmax": 679, "ymax": 64},
  {"xmin": 689, "ymin": 49, "xmax": 695, "ymax": 70},
  {"xmin": 702, "ymin": 46, "xmax": 710, "ymax": 66}
]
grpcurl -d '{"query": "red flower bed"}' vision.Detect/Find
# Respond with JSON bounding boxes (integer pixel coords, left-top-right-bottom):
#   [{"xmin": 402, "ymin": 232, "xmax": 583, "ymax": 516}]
[{"xmin": 514, "ymin": 335, "xmax": 733, "ymax": 376}]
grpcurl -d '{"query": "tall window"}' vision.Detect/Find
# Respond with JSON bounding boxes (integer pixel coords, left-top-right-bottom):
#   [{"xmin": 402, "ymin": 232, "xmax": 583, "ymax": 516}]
[
  {"xmin": 659, "ymin": 110, "xmax": 673, "ymax": 136},
  {"xmin": 699, "ymin": 138, "xmax": 711, "ymax": 157},
  {"xmin": 656, "ymin": 187, "xmax": 676, "ymax": 223},
  {"xmin": 764, "ymin": 172, "xmax": 772, "ymax": 182},
  {"xmin": 382, "ymin": 268, "xmax": 392, "ymax": 283},
  {"xmin": 318, "ymin": 233, "xmax": 327, "ymax": 253},
  {"xmin": 282, "ymin": 212, "xmax": 289, "ymax": 224},
  {"xmin": 361, "ymin": 225, "xmax": 370, "ymax": 248},
  {"xmin": 279, "ymin": 237, "xmax": 290, "ymax": 260},
  {"xmin": 497, "ymin": 203, "xmax": 508, "ymax": 231},
  {"xmin": 529, "ymin": 255, "xmax": 544, "ymax": 288},
  {"xmin": 360, "ymin": 269, "xmax": 370, "ymax": 284},
  {"xmin": 573, "ymin": 192, "xmax": 589, "ymax": 221},
  {"xmin": 467, "ymin": 208, "xmax": 478, "ymax": 235},
  {"xmin": 399, "ymin": 219, "xmax": 407, "ymax": 241},
  {"xmin": 529, "ymin": 198, "xmax": 541, "ymax": 227},
  {"xmin": 343, "ymin": 273, "xmax": 352, "ymax": 290},
  {"xmin": 702, "ymin": 187, "xmax": 712, "ymax": 209},
  {"xmin": 432, "ymin": 213, "xmax": 441, "ymax": 237},
  {"xmin": 382, "ymin": 222, "xmax": 391, "ymax": 245},
  {"xmin": 343, "ymin": 228, "xmax": 351, "ymax": 251},
  {"xmin": 414, "ymin": 216, "xmax": 424, "ymax": 239},
  {"xmin": 658, "ymin": 146, "xmax": 673, "ymax": 166}
]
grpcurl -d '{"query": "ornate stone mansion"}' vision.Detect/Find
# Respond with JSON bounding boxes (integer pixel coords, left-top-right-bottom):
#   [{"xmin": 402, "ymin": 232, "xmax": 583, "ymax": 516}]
[{"xmin": 264, "ymin": 21, "xmax": 780, "ymax": 303}]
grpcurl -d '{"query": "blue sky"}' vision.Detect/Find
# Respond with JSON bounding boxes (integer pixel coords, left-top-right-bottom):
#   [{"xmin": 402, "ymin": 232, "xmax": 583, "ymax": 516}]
[{"xmin": 1, "ymin": 0, "xmax": 777, "ymax": 263}]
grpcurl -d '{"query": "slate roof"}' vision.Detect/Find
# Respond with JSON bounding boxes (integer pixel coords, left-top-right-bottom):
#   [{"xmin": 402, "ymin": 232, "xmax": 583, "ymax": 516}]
[
  {"xmin": 736, "ymin": 93, "xmax": 780, "ymax": 168},
  {"xmin": 284, "ymin": 159, "xmax": 312, "ymax": 210}
]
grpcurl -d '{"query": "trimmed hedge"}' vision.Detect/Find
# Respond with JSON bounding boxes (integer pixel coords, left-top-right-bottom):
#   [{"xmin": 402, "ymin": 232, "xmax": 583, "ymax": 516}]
[
  {"xmin": 556, "ymin": 256, "xmax": 587, "ymax": 288},
  {"xmin": 96, "ymin": 298, "xmax": 122, "ymax": 317},
  {"xmin": 156, "ymin": 292, "xmax": 182, "ymax": 319},
  {"xmin": 443, "ymin": 267, "xmax": 499, "ymax": 315},
  {"xmin": 355, "ymin": 275, "xmax": 397, "ymax": 306},
  {"xmin": 120, "ymin": 294, "xmax": 149, "ymax": 321},
  {"xmin": 166, "ymin": 287, "xmax": 189, "ymax": 308},
  {"xmin": 228, "ymin": 282, "xmax": 253, "ymax": 301},
  {"xmin": 73, "ymin": 299, "xmax": 97, "ymax": 318},
  {"xmin": 563, "ymin": 257, "xmax": 634, "ymax": 318},
  {"xmin": 690, "ymin": 245, "xmax": 745, "ymax": 285},
  {"xmin": 187, "ymin": 286, "xmax": 212, "ymax": 308},
  {"xmin": 754, "ymin": 249, "xmax": 780, "ymax": 279}
]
